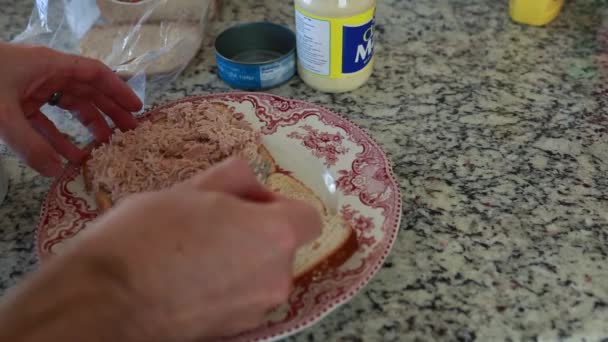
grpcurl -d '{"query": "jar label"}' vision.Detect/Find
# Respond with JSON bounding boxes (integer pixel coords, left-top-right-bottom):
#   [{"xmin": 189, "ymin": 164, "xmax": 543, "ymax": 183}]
[
  {"xmin": 295, "ymin": 6, "xmax": 375, "ymax": 79},
  {"xmin": 342, "ymin": 18, "xmax": 375, "ymax": 74},
  {"xmin": 295, "ymin": 10, "xmax": 331, "ymax": 76}
]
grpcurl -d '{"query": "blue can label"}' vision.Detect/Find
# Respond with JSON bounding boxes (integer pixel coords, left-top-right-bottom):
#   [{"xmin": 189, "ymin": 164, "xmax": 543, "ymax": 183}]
[
  {"xmin": 216, "ymin": 55, "xmax": 260, "ymax": 89},
  {"xmin": 260, "ymin": 56, "xmax": 296, "ymax": 88},
  {"xmin": 216, "ymin": 53, "xmax": 295, "ymax": 90},
  {"xmin": 342, "ymin": 17, "xmax": 375, "ymax": 74}
]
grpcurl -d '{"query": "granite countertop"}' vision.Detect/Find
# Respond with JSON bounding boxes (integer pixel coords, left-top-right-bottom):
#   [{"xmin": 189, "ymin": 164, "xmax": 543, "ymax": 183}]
[{"xmin": 1, "ymin": 0, "xmax": 607, "ymax": 340}]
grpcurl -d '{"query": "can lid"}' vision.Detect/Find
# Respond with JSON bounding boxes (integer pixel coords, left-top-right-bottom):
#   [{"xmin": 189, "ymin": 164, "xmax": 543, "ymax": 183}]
[{"xmin": 215, "ymin": 22, "xmax": 296, "ymax": 65}]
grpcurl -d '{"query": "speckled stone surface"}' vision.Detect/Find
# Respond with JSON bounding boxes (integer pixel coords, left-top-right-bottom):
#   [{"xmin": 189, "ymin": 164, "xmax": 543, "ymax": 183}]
[{"xmin": 1, "ymin": 0, "xmax": 608, "ymax": 340}]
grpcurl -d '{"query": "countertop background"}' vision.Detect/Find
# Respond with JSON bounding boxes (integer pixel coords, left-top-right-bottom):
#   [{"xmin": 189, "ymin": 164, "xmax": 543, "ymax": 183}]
[{"xmin": 1, "ymin": 0, "xmax": 607, "ymax": 340}]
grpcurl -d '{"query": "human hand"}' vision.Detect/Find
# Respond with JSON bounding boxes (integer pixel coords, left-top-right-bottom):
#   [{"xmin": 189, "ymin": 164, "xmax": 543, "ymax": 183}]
[
  {"xmin": 65, "ymin": 158, "xmax": 322, "ymax": 340},
  {"xmin": 0, "ymin": 42, "xmax": 142, "ymax": 177}
]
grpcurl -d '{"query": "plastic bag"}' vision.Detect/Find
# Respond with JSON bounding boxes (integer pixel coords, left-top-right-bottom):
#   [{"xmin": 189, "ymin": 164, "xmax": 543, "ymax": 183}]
[{"xmin": 12, "ymin": 0, "xmax": 212, "ymax": 107}]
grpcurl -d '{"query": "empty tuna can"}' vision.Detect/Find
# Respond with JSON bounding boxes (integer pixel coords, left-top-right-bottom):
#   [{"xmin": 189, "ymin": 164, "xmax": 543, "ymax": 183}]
[{"xmin": 215, "ymin": 22, "xmax": 296, "ymax": 90}]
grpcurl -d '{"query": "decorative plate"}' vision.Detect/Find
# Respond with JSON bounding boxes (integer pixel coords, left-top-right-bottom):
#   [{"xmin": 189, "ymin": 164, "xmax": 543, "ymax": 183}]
[{"xmin": 36, "ymin": 92, "xmax": 402, "ymax": 341}]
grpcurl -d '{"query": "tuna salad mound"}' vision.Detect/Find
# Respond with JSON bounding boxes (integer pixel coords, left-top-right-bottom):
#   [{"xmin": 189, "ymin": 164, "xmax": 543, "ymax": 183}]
[{"xmin": 86, "ymin": 101, "xmax": 261, "ymax": 202}]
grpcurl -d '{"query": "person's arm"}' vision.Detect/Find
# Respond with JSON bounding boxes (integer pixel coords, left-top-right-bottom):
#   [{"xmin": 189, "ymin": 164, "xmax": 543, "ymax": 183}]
[
  {"xmin": 0, "ymin": 158, "xmax": 321, "ymax": 341},
  {"xmin": 0, "ymin": 253, "xmax": 145, "ymax": 342}
]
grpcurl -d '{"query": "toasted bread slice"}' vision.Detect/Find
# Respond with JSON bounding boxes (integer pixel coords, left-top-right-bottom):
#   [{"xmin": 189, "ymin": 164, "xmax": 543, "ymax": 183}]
[
  {"xmin": 265, "ymin": 172, "xmax": 357, "ymax": 282},
  {"xmin": 82, "ymin": 158, "xmax": 113, "ymax": 212},
  {"xmin": 83, "ymin": 144, "xmax": 275, "ymax": 213},
  {"xmin": 256, "ymin": 144, "xmax": 277, "ymax": 174},
  {"xmin": 83, "ymin": 145, "xmax": 357, "ymax": 283}
]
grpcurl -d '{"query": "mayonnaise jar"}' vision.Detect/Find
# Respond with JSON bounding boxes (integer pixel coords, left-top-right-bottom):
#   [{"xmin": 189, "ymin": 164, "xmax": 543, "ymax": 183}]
[{"xmin": 294, "ymin": 0, "xmax": 376, "ymax": 93}]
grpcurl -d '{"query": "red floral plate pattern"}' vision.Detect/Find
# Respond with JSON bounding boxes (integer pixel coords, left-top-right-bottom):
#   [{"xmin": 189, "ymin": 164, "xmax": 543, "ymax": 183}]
[{"xmin": 35, "ymin": 92, "xmax": 402, "ymax": 341}]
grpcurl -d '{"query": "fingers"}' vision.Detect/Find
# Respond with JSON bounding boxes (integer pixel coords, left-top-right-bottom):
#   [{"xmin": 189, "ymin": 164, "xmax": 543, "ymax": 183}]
[
  {"xmin": 181, "ymin": 157, "xmax": 276, "ymax": 203},
  {"xmin": 62, "ymin": 82, "xmax": 138, "ymax": 132},
  {"xmin": 181, "ymin": 157, "xmax": 322, "ymax": 247},
  {"xmin": 28, "ymin": 50, "xmax": 140, "ymax": 132},
  {"xmin": 264, "ymin": 198, "xmax": 323, "ymax": 249},
  {"xmin": 58, "ymin": 54, "xmax": 142, "ymax": 112},
  {"xmin": 88, "ymin": 91, "xmax": 138, "ymax": 132},
  {"xmin": 28, "ymin": 110, "xmax": 87, "ymax": 164},
  {"xmin": 0, "ymin": 103, "xmax": 63, "ymax": 177},
  {"xmin": 56, "ymin": 95, "xmax": 113, "ymax": 142},
  {"xmin": 38, "ymin": 81, "xmax": 137, "ymax": 135}
]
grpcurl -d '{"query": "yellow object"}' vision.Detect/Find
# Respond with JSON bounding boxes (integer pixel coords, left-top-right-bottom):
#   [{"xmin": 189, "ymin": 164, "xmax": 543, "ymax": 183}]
[
  {"xmin": 509, "ymin": 0, "xmax": 565, "ymax": 26},
  {"xmin": 294, "ymin": 0, "xmax": 376, "ymax": 93}
]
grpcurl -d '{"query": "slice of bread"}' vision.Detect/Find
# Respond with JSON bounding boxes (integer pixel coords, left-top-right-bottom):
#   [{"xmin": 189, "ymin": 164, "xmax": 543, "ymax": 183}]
[
  {"xmin": 83, "ymin": 144, "xmax": 273, "ymax": 212},
  {"xmin": 83, "ymin": 159, "xmax": 113, "ymax": 212},
  {"xmin": 79, "ymin": 23, "xmax": 202, "ymax": 78},
  {"xmin": 265, "ymin": 172, "xmax": 357, "ymax": 283},
  {"xmin": 83, "ymin": 145, "xmax": 357, "ymax": 284},
  {"xmin": 96, "ymin": 0, "xmax": 214, "ymax": 24}
]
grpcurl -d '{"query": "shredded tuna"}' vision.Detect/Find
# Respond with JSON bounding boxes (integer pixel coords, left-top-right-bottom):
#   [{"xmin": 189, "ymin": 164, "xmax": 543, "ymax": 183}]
[{"xmin": 87, "ymin": 101, "xmax": 261, "ymax": 202}]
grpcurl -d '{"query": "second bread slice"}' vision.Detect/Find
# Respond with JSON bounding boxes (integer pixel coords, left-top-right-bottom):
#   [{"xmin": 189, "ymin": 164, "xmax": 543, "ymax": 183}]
[
  {"xmin": 265, "ymin": 173, "xmax": 358, "ymax": 282},
  {"xmin": 79, "ymin": 23, "xmax": 202, "ymax": 78}
]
